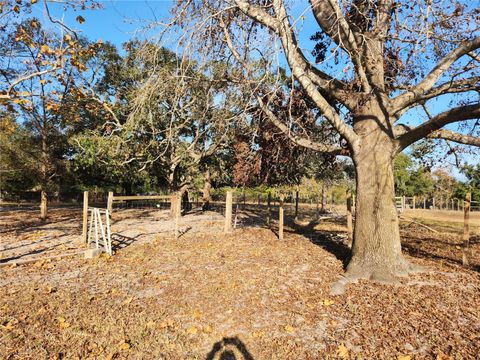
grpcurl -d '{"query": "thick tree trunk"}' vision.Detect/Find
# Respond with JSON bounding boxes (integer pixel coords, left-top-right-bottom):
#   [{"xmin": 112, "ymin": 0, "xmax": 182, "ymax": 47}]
[
  {"xmin": 123, "ymin": 181, "xmax": 133, "ymax": 196},
  {"xmin": 202, "ymin": 170, "xmax": 212, "ymax": 211},
  {"xmin": 346, "ymin": 142, "xmax": 419, "ymax": 282},
  {"xmin": 168, "ymin": 164, "xmax": 178, "ymax": 217},
  {"xmin": 40, "ymin": 190, "xmax": 48, "ymax": 221},
  {"xmin": 181, "ymin": 187, "xmax": 191, "ymax": 213}
]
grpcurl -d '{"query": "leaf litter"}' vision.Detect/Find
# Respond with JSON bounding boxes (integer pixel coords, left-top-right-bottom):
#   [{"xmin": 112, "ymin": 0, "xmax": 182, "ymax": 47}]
[{"xmin": 0, "ymin": 208, "xmax": 479, "ymax": 359}]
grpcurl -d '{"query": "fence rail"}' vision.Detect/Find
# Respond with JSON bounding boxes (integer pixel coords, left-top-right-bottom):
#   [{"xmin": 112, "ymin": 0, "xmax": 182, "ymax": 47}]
[
  {"xmin": 394, "ymin": 196, "xmax": 479, "ymax": 212},
  {"xmin": 111, "ymin": 195, "xmax": 171, "ymax": 201},
  {"xmin": 79, "ymin": 190, "xmax": 475, "ymax": 265}
]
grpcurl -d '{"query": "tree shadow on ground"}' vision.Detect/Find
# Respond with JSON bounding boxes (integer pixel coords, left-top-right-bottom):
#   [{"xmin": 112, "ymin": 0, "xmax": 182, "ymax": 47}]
[
  {"xmin": 0, "ymin": 218, "xmax": 78, "ymax": 235},
  {"xmin": 1, "ymin": 237, "xmax": 65, "ymax": 253},
  {"xmin": 111, "ymin": 208, "xmax": 162, "ymax": 221},
  {"xmin": 206, "ymin": 337, "xmax": 254, "ymax": 360},
  {"xmin": 402, "ymin": 233, "xmax": 480, "ymax": 273},
  {"xmin": 230, "ymin": 207, "xmax": 352, "ymax": 268},
  {"xmin": 0, "ymin": 242, "xmax": 65, "ymax": 264},
  {"xmin": 291, "ymin": 217, "xmax": 352, "ymax": 268}
]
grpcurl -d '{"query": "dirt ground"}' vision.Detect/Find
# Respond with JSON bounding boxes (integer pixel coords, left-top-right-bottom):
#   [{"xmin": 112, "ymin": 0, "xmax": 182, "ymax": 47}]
[
  {"xmin": 0, "ymin": 206, "xmax": 231, "ymax": 265},
  {"xmin": 1, "ymin": 205, "xmax": 479, "ymax": 359},
  {"xmin": 403, "ymin": 209, "xmax": 480, "ymax": 227}
]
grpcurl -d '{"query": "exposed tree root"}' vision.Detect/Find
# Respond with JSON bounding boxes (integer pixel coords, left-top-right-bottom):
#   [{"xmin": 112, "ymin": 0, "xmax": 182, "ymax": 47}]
[{"xmin": 330, "ymin": 257, "xmax": 425, "ymax": 295}]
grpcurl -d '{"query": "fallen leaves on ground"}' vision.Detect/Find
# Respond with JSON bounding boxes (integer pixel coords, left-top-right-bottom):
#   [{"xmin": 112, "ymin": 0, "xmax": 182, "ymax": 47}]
[{"xmin": 0, "ymin": 209, "xmax": 479, "ymax": 359}]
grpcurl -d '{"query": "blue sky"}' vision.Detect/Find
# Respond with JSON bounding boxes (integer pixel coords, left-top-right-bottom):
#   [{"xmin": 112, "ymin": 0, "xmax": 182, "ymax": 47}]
[
  {"xmin": 35, "ymin": 1, "xmax": 172, "ymax": 48},
  {"xmin": 39, "ymin": 1, "xmax": 334, "ymax": 54},
  {"xmin": 35, "ymin": 0, "xmax": 477, "ymax": 179}
]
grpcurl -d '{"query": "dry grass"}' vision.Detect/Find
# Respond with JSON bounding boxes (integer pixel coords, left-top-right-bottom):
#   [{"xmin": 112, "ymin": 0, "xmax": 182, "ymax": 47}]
[
  {"xmin": 402, "ymin": 209, "xmax": 480, "ymax": 235},
  {"xmin": 0, "ymin": 208, "xmax": 479, "ymax": 359}
]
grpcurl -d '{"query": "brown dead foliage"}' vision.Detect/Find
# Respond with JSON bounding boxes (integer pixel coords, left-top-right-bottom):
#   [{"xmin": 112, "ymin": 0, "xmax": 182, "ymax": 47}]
[{"xmin": 0, "ymin": 209, "xmax": 479, "ymax": 359}]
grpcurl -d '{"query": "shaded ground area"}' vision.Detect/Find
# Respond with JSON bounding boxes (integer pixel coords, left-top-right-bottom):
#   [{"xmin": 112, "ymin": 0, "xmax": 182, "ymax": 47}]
[
  {"xmin": 0, "ymin": 203, "xmax": 336, "ymax": 265},
  {"xmin": 0, "ymin": 208, "xmax": 84, "ymax": 264},
  {"xmin": 0, "ymin": 207, "xmax": 227, "ymax": 265},
  {"xmin": 1, "ymin": 207, "xmax": 479, "ymax": 359}
]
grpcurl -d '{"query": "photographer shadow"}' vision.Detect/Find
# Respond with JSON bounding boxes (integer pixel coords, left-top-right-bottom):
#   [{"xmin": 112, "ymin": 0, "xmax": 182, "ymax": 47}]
[{"xmin": 206, "ymin": 337, "xmax": 254, "ymax": 360}]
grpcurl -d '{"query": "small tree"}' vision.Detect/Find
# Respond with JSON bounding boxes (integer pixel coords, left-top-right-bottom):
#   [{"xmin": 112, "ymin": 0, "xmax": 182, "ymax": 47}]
[
  {"xmin": 72, "ymin": 41, "xmax": 237, "ymax": 204},
  {"xmin": 1, "ymin": 19, "xmax": 95, "ymax": 219},
  {"xmin": 460, "ymin": 164, "xmax": 480, "ymax": 202},
  {"xmin": 0, "ymin": 114, "xmax": 37, "ymax": 195},
  {"xmin": 394, "ymin": 153, "xmax": 433, "ymax": 196}
]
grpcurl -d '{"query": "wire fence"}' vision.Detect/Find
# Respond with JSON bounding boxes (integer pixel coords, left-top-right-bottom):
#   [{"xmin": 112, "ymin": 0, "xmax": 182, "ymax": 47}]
[{"xmin": 395, "ymin": 196, "xmax": 480, "ymax": 212}]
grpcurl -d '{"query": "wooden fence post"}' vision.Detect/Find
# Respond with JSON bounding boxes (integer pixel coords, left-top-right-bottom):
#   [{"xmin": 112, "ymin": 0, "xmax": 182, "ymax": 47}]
[
  {"xmin": 170, "ymin": 194, "xmax": 177, "ymax": 218},
  {"xmin": 107, "ymin": 191, "xmax": 113, "ymax": 215},
  {"xmin": 279, "ymin": 196, "xmax": 284, "ymax": 240},
  {"xmin": 82, "ymin": 191, "xmax": 89, "ymax": 243},
  {"xmin": 347, "ymin": 193, "xmax": 353, "ymax": 245},
  {"xmin": 413, "ymin": 196, "xmax": 416, "ymax": 210},
  {"xmin": 267, "ymin": 192, "xmax": 271, "ymax": 226},
  {"xmin": 462, "ymin": 192, "xmax": 471, "ymax": 266},
  {"xmin": 321, "ymin": 184, "xmax": 325, "ymax": 212},
  {"xmin": 294, "ymin": 190, "xmax": 299, "ymax": 220},
  {"xmin": 175, "ymin": 192, "xmax": 181, "ymax": 239},
  {"xmin": 224, "ymin": 191, "xmax": 233, "ymax": 233}
]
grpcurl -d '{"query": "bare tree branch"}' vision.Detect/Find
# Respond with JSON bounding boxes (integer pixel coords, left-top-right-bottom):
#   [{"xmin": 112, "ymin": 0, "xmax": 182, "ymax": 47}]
[
  {"xmin": 428, "ymin": 129, "xmax": 480, "ymax": 147},
  {"xmin": 416, "ymin": 77, "xmax": 480, "ymax": 102},
  {"xmin": 468, "ymin": 51, "xmax": 480, "ymax": 63},
  {"xmin": 396, "ymin": 103, "xmax": 480, "ymax": 149},
  {"xmin": 392, "ymin": 76, "xmax": 480, "ymax": 117},
  {"xmin": 257, "ymin": 95, "xmax": 345, "ymax": 155},
  {"xmin": 372, "ymin": 0, "xmax": 394, "ymax": 38},
  {"xmin": 309, "ymin": 0, "xmax": 370, "ymax": 92},
  {"xmin": 244, "ymin": 0, "xmax": 360, "ymax": 148},
  {"xmin": 0, "ymin": 67, "xmax": 59, "ymax": 100},
  {"xmin": 391, "ymin": 36, "xmax": 480, "ymax": 114},
  {"xmin": 232, "ymin": 0, "xmax": 280, "ymax": 31},
  {"xmin": 255, "ymin": 1, "xmax": 358, "ymax": 109}
]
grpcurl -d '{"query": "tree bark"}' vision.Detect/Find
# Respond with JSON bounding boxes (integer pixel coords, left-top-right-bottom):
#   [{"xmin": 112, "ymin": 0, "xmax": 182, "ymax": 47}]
[
  {"xmin": 202, "ymin": 169, "xmax": 212, "ymax": 211},
  {"xmin": 40, "ymin": 130, "xmax": 48, "ymax": 221},
  {"xmin": 180, "ymin": 185, "xmax": 190, "ymax": 214},
  {"xmin": 321, "ymin": 182, "xmax": 325, "ymax": 212},
  {"xmin": 168, "ymin": 164, "xmax": 178, "ymax": 217},
  {"xmin": 346, "ymin": 139, "xmax": 419, "ymax": 282},
  {"xmin": 170, "ymin": 185, "xmax": 189, "ymax": 218},
  {"xmin": 123, "ymin": 181, "xmax": 133, "ymax": 196},
  {"xmin": 40, "ymin": 189, "xmax": 48, "ymax": 221}
]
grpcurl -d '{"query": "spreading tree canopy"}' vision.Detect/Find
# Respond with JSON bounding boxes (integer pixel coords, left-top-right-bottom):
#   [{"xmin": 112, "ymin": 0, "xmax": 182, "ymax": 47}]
[{"xmin": 159, "ymin": 0, "xmax": 480, "ymax": 290}]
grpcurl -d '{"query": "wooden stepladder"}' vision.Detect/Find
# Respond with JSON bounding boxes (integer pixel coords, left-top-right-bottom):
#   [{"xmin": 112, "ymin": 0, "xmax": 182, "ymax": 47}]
[{"xmin": 87, "ymin": 207, "xmax": 112, "ymax": 255}]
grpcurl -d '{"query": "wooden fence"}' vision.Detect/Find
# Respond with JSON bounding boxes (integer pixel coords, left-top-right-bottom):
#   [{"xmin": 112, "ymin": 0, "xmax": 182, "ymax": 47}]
[{"xmin": 81, "ymin": 190, "xmax": 474, "ymax": 265}]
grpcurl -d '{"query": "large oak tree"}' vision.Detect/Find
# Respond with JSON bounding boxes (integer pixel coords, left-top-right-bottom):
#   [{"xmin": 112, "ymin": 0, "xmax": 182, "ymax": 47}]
[{"xmin": 164, "ymin": 0, "xmax": 480, "ymax": 287}]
